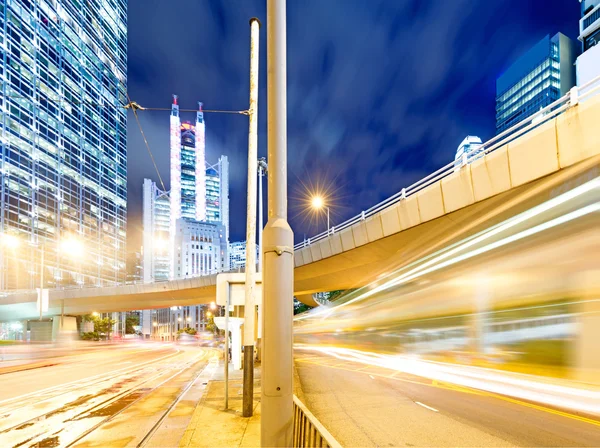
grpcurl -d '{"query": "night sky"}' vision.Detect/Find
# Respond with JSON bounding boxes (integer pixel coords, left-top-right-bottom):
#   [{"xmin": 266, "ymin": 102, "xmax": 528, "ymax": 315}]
[{"xmin": 126, "ymin": 0, "xmax": 580, "ymax": 250}]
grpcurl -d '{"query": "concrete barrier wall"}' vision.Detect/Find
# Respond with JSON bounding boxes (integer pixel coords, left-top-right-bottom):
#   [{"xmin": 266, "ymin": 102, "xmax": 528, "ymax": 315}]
[{"xmin": 293, "ymin": 97, "xmax": 599, "ymax": 267}]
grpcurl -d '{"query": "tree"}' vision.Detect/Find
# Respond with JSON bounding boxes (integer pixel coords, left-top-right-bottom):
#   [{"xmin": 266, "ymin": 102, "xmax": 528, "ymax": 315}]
[
  {"xmin": 125, "ymin": 314, "xmax": 140, "ymax": 334},
  {"xmin": 206, "ymin": 314, "xmax": 217, "ymax": 334},
  {"xmin": 294, "ymin": 299, "xmax": 311, "ymax": 315},
  {"xmin": 81, "ymin": 314, "xmax": 117, "ymax": 340}
]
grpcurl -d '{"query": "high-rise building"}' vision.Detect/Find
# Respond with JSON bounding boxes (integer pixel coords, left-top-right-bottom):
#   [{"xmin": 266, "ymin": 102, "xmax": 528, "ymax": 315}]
[
  {"xmin": 206, "ymin": 156, "xmax": 229, "ymax": 241},
  {"xmin": 173, "ymin": 218, "xmax": 227, "ymax": 278},
  {"xmin": 228, "ymin": 241, "xmax": 259, "ymax": 271},
  {"xmin": 126, "ymin": 251, "xmax": 143, "ymax": 284},
  {"xmin": 142, "ymin": 179, "xmax": 170, "ymax": 282},
  {"xmin": 454, "ymin": 136, "xmax": 483, "ymax": 170},
  {"xmin": 496, "ymin": 33, "xmax": 578, "ymax": 134},
  {"xmin": 576, "ymin": 1, "xmax": 600, "ymax": 91},
  {"xmin": 0, "ymin": 0, "xmax": 127, "ymax": 289},
  {"xmin": 168, "ymin": 96, "xmax": 229, "ymax": 277}
]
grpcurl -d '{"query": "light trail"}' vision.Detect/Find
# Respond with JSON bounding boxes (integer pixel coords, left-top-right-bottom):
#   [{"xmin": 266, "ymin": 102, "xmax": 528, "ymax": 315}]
[
  {"xmin": 296, "ymin": 345, "xmax": 600, "ymax": 417},
  {"xmin": 295, "ymin": 177, "xmax": 600, "ymax": 321}
]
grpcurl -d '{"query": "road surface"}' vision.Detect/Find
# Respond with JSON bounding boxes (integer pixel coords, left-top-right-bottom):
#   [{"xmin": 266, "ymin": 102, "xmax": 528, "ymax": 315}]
[
  {"xmin": 295, "ymin": 349, "xmax": 600, "ymax": 447},
  {"xmin": 0, "ymin": 342, "xmax": 219, "ymax": 447}
]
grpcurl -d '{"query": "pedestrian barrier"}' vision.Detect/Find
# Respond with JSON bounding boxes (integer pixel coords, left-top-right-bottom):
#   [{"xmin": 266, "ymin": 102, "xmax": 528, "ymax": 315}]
[{"xmin": 293, "ymin": 394, "xmax": 342, "ymax": 448}]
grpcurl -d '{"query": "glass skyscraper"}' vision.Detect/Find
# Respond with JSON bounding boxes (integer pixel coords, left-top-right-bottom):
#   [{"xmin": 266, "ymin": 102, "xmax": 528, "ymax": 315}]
[
  {"xmin": 206, "ymin": 155, "xmax": 229, "ymax": 241},
  {"xmin": 496, "ymin": 33, "xmax": 578, "ymax": 134},
  {"xmin": 576, "ymin": 0, "xmax": 600, "ymax": 91},
  {"xmin": 0, "ymin": 0, "xmax": 127, "ymax": 289},
  {"xmin": 142, "ymin": 178, "xmax": 170, "ymax": 282}
]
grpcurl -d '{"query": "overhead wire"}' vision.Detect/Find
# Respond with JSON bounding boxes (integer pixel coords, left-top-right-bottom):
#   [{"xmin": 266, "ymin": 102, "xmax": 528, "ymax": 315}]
[
  {"xmin": 125, "ymin": 91, "xmax": 167, "ymax": 192},
  {"xmin": 1, "ymin": 89, "xmax": 247, "ymax": 194}
]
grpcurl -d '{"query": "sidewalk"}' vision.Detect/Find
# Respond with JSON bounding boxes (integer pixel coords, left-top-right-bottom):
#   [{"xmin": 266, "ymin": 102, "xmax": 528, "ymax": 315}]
[{"xmin": 180, "ymin": 361, "xmax": 261, "ymax": 447}]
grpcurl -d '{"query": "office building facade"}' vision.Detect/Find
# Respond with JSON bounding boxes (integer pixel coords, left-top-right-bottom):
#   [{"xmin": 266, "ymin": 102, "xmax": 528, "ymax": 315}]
[
  {"xmin": 173, "ymin": 218, "xmax": 227, "ymax": 278},
  {"xmin": 496, "ymin": 33, "xmax": 578, "ymax": 134},
  {"xmin": 142, "ymin": 178, "xmax": 170, "ymax": 282},
  {"xmin": 0, "ymin": 0, "xmax": 127, "ymax": 289},
  {"xmin": 577, "ymin": 0, "xmax": 600, "ymax": 90},
  {"xmin": 228, "ymin": 240, "xmax": 259, "ymax": 271}
]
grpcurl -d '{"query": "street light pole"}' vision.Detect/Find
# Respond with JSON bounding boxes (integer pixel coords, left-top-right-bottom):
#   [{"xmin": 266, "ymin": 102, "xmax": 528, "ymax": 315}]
[
  {"xmin": 262, "ymin": 0, "xmax": 294, "ymax": 445},
  {"xmin": 243, "ymin": 17, "xmax": 260, "ymax": 419},
  {"xmin": 257, "ymin": 158, "xmax": 267, "ymax": 273}
]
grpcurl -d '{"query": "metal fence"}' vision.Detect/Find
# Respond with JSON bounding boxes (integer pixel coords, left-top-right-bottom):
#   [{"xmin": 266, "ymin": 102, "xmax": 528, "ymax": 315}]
[
  {"xmin": 293, "ymin": 395, "xmax": 342, "ymax": 448},
  {"xmin": 295, "ymin": 74, "xmax": 600, "ymax": 251}
]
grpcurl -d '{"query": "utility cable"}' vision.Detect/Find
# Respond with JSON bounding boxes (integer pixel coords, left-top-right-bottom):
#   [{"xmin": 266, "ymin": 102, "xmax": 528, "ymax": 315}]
[{"xmin": 126, "ymin": 91, "xmax": 167, "ymax": 192}]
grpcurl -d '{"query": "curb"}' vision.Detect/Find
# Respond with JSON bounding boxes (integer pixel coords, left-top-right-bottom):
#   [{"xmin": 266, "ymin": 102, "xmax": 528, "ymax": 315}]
[{"xmin": 0, "ymin": 361, "xmax": 57, "ymax": 375}]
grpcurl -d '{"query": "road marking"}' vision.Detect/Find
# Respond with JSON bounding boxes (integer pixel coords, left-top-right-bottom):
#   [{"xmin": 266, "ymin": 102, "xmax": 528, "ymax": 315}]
[
  {"xmin": 369, "ymin": 375, "xmax": 375, "ymax": 380},
  {"xmin": 415, "ymin": 401, "xmax": 439, "ymax": 412},
  {"xmin": 296, "ymin": 357, "xmax": 600, "ymax": 428}
]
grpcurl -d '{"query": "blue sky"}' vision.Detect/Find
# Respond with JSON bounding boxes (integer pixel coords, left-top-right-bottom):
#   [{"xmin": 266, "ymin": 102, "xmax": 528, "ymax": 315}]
[{"xmin": 126, "ymin": 0, "xmax": 580, "ymax": 247}]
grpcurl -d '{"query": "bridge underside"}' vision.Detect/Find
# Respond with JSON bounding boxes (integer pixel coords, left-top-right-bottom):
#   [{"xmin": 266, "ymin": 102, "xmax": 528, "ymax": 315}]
[
  {"xmin": 1, "ymin": 155, "xmax": 599, "ymax": 322},
  {"xmin": 293, "ymin": 155, "xmax": 600, "ymax": 297}
]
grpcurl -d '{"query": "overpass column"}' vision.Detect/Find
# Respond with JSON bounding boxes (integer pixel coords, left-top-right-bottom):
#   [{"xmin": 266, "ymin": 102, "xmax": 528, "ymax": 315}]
[
  {"xmin": 468, "ymin": 278, "xmax": 490, "ymax": 359},
  {"xmin": 262, "ymin": 0, "xmax": 294, "ymax": 445}
]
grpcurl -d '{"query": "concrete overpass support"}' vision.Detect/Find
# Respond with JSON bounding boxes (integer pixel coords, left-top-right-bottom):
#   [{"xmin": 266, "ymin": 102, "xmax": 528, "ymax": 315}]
[
  {"xmin": 29, "ymin": 320, "xmax": 53, "ymax": 342},
  {"xmin": 52, "ymin": 316, "xmax": 78, "ymax": 342}
]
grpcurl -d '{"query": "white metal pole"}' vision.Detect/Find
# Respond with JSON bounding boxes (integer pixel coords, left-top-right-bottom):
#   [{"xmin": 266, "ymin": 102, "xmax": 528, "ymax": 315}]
[
  {"xmin": 39, "ymin": 245, "xmax": 44, "ymax": 321},
  {"xmin": 258, "ymin": 165, "xmax": 264, "ymax": 273},
  {"xmin": 327, "ymin": 206, "xmax": 330, "ymax": 235},
  {"xmin": 262, "ymin": 0, "xmax": 294, "ymax": 445},
  {"xmin": 243, "ymin": 17, "xmax": 260, "ymax": 418},
  {"xmin": 224, "ymin": 284, "xmax": 230, "ymax": 410}
]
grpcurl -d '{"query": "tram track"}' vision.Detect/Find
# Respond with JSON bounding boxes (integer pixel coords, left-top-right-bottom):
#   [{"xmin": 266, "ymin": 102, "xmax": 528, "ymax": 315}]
[{"xmin": 0, "ymin": 348, "xmax": 210, "ymax": 448}]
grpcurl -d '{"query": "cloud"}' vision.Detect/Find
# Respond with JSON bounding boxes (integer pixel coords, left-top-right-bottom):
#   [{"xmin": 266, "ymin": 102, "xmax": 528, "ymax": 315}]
[{"xmin": 127, "ymin": 0, "xmax": 580, "ymax": 246}]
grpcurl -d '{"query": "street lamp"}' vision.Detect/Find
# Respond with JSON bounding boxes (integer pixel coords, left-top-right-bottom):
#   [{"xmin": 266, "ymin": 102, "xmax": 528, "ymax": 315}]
[{"xmin": 311, "ymin": 195, "xmax": 330, "ymax": 234}]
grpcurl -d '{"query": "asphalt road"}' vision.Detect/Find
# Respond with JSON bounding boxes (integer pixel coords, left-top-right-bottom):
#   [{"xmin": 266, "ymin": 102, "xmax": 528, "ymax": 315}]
[
  {"xmin": 294, "ymin": 349, "xmax": 600, "ymax": 447},
  {"xmin": 0, "ymin": 342, "xmax": 219, "ymax": 448}
]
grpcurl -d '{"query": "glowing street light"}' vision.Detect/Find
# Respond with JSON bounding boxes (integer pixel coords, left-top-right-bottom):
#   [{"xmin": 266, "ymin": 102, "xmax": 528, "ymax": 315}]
[
  {"xmin": 92, "ymin": 311, "xmax": 99, "ymax": 317},
  {"xmin": 311, "ymin": 195, "xmax": 330, "ymax": 234},
  {"xmin": 210, "ymin": 301, "xmax": 217, "ymax": 310},
  {"xmin": 206, "ymin": 311, "xmax": 212, "ymax": 318}
]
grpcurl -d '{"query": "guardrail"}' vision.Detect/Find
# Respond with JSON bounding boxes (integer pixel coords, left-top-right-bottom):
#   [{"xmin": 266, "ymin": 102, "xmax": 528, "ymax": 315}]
[
  {"xmin": 293, "ymin": 395, "xmax": 342, "ymax": 448},
  {"xmin": 294, "ymin": 74, "xmax": 600, "ymax": 251}
]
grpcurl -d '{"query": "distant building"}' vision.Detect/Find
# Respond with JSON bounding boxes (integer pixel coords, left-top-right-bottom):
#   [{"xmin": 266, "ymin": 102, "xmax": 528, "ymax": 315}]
[
  {"xmin": 140, "ymin": 96, "xmax": 230, "ymax": 339},
  {"xmin": 169, "ymin": 97, "xmax": 230, "ymax": 276},
  {"xmin": 206, "ymin": 156, "xmax": 230, "ymax": 242},
  {"xmin": 173, "ymin": 219, "xmax": 228, "ymax": 278},
  {"xmin": 576, "ymin": 1, "xmax": 600, "ymax": 92},
  {"xmin": 142, "ymin": 179, "xmax": 171, "ymax": 283},
  {"xmin": 496, "ymin": 33, "xmax": 578, "ymax": 134},
  {"xmin": 454, "ymin": 136, "xmax": 483, "ymax": 170},
  {"xmin": 126, "ymin": 252, "xmax": 143, "ymax": 284},
  {"xmin": 229, "ymin": 241, "xmax": 259, "ymax": 271}
]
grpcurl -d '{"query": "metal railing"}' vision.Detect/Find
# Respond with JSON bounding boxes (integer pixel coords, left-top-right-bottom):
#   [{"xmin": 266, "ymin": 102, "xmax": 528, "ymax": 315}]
[
  {"xmin": 295, "ymin": 74, "xmax": 600, "ymax": 251},
  {"xmin": 293, "ymin": 395, "xmax": 342, "ymax": 448}
]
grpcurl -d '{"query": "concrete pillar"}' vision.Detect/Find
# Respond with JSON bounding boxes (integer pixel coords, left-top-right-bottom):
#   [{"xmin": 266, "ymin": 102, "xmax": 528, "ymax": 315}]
[
  {"xmin": 468, "ymin": 278, "xmax": 491, "ymax": 357},
  {"xmin": 30, "ymin": 320, "xmax": 52, "ymax": 342},
  {"xmin": 52, "ymin": 316, "xmax": 78, "ymax": 342},
  {"xmin": 141, "ymin": 309, "xmax": 152, "ymax": 338}
]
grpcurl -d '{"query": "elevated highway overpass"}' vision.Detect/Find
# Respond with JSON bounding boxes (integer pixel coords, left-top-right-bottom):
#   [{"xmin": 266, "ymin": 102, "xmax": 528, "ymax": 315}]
[{"xmin": 1, "ymin": 81, "xmax": 599, "ymax": 321}]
